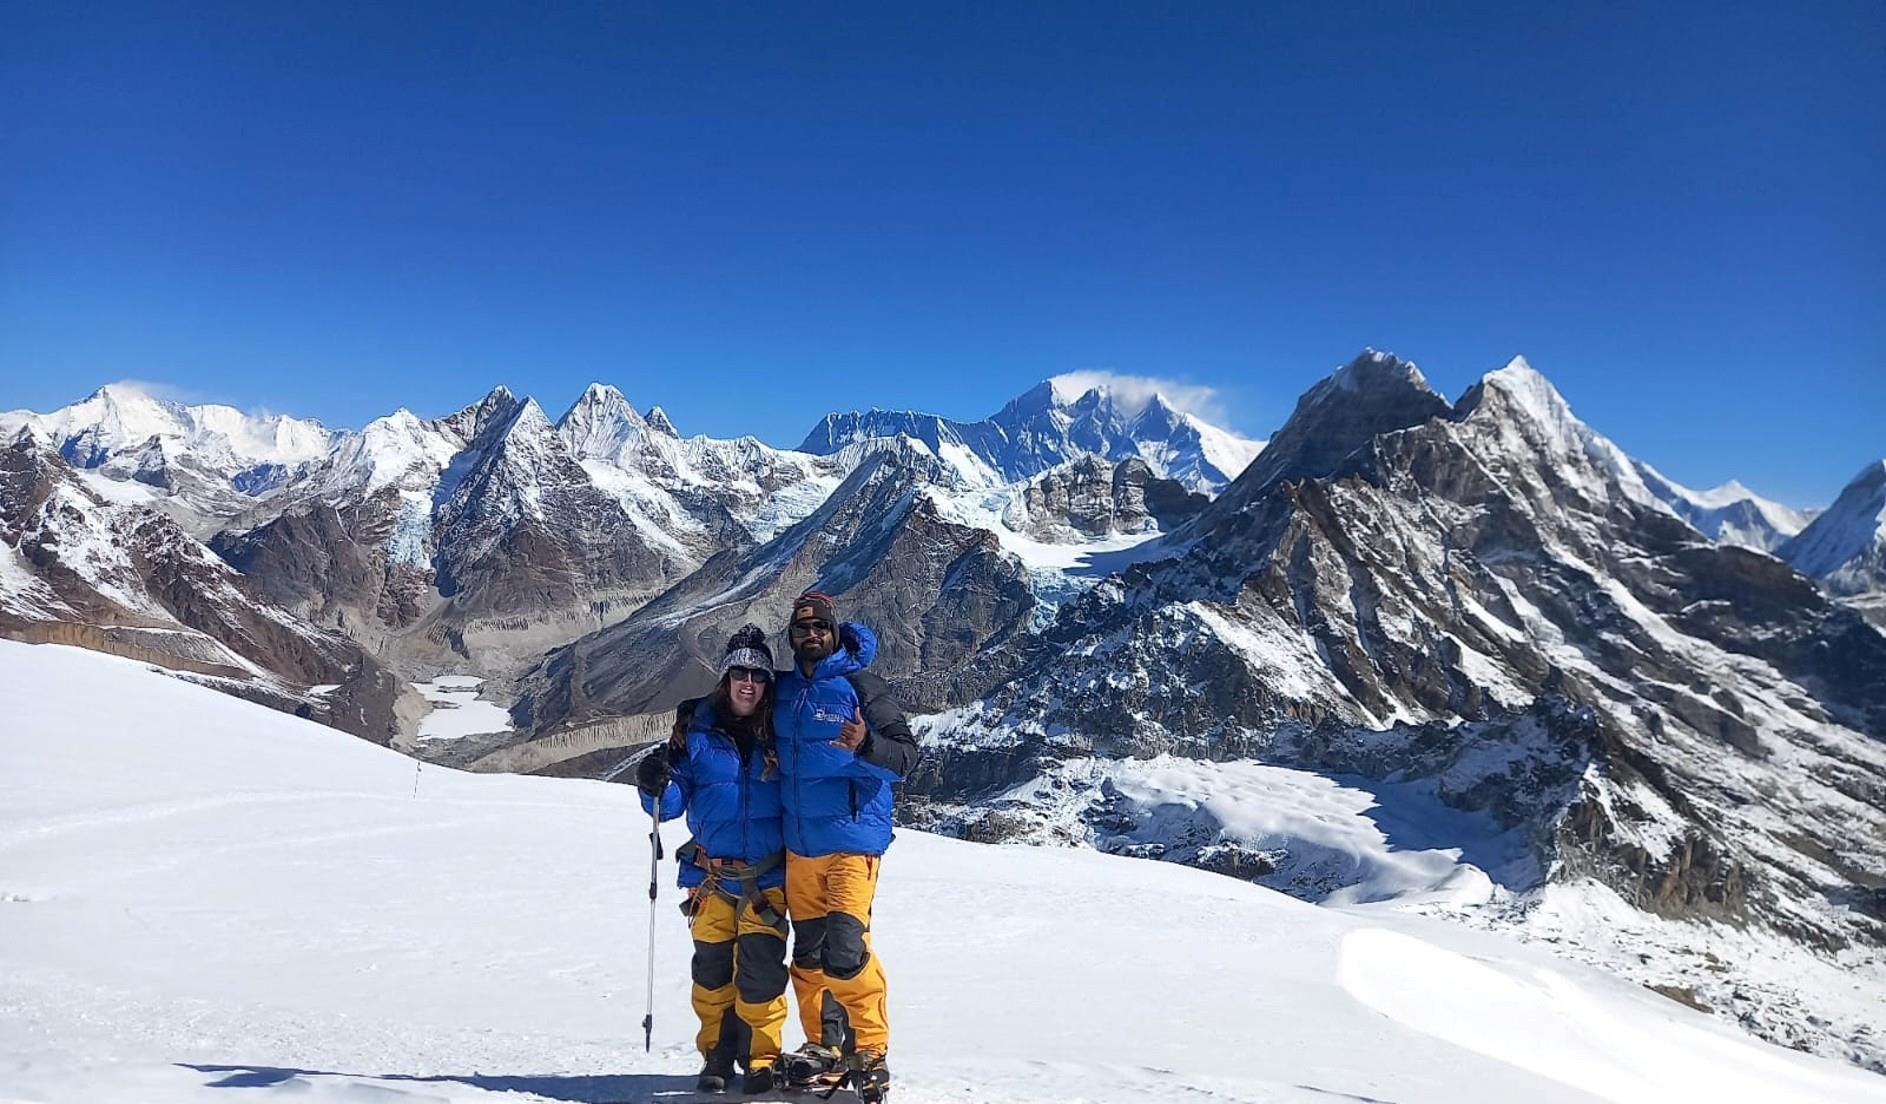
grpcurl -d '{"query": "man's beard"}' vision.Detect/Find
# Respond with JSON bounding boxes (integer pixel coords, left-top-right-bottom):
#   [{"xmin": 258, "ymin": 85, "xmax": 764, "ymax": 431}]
[{"xmin": 793, "ymin": 637, "xmax": 834, "ymax": 664}]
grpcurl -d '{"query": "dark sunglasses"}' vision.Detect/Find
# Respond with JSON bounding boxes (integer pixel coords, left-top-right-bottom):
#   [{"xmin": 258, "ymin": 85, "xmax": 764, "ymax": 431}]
[
  {"xmin": 727, "ymin": 667, "xmax": 771, "ymax": 684},
  {"xmin": 788, "ymin": 620, "xmax": 833, "ymax": 637}
]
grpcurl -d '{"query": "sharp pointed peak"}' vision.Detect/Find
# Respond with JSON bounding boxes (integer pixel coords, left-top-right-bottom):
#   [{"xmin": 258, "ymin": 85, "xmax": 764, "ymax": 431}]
[
  {"xmin": 1844, "ymin": 458, "xmax": 1886, "ymax": 492},
  {"xmin": 1462, "ymin": 355, "xmax": 1579, "ymax": 430},
  {"xmin": 646, "ymin": 405, "xmax": 679, "ymax": 436},
  {"xmin": 557, "ymin": 381, "xmax": 641, "ymax": 427},
  {"xmin": 1291, "ymin": 350, "xmax": 1443, "ymax": 413},
  {"xmin": 576, "ymin": 381, "xmax": 629, "ymax": 405}
]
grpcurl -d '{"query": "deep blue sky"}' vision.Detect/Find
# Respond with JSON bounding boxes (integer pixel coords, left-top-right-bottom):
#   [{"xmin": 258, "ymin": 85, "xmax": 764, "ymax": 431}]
[{"xmin": 3, "ymin": 2, "xmax": 1880, "ymax": 504}]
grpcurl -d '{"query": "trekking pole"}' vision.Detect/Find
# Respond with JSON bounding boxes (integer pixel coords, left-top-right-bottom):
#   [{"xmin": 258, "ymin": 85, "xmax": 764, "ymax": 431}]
[{"xmin": 642, "ymin": 797, "xmax": 663, "ymax": 1052}]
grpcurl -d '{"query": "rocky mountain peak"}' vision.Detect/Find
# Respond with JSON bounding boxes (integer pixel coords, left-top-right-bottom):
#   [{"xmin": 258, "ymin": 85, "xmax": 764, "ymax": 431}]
[
  {"xmin": 1213, "ymin": 350, "xmax": 1452, "ymax": 508},
  {"xmin": 996, "ymin": 380, "xmax": 1061, "ymax": 421},
  {"xmin": 479, "ymin": 396, "xmax": 558, "ymax": 460},
  {"xmin": 803, "ymin": 377, "xmax": 1262, "ymax": 494},
  {"xmin": 436, "ymin": 386, "xmax": 523, "ymax": 443},
  {"xmin": 556, "ymin": 382, "xmax": 646, "ymax": 461},
  {"xmin": 1630, "ymin": 461, "xmax": 1813, "ymax": 552},
  {"xmin": 644, "ymin": 406, "xmax": 679, "ymax": 437},
  {"xmin": 1320, "ymin": 348, "xmax": 1439, "ymax": 400},
  {"xmin": 1453, "ymin": 356, "xmax": 1664, "ymax": 512},
  {"xmin": 1458, "ymin": 356, "xmax": 1581, "ymax": 440}
]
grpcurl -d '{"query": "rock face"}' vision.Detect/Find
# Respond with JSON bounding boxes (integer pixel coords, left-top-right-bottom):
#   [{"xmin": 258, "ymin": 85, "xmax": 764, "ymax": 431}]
[
  {"xmin": 1007, "ymin": 457, "xmax": 1206, "ymax": 540},
  {"xmin": 799, "ymin": 378, "xmax": 1264, "ymax": 493},
  {"xmin": 208, "ymin": 387, "xmax": 726, "ymax": 681}
]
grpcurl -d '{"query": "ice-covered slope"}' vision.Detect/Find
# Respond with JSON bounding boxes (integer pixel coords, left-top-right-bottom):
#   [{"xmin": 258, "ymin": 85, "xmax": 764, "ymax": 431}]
[{"xmin": 3, "ymin": 639, "xmax": 1882, "ymax": 1104}]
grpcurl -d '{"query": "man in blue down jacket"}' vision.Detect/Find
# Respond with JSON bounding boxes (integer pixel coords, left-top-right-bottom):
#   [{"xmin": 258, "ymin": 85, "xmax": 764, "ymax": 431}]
[{"xmin": 771, "ymin": 591, "xmax": 918, "ymax": 1100}]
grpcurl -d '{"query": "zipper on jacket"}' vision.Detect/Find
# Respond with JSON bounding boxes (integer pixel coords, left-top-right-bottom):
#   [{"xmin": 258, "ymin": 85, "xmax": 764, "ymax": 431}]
[{"xmin": 848, "ymin": 781, "xmax": 859, "ymax": 821}]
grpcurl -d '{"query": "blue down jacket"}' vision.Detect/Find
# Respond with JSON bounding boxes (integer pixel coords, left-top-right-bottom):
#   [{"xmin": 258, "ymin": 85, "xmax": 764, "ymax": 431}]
[
  {"xmin": 640, "ymin": 699, "xmax": 785, "ymax": 890},
  {"xmin": 773, "ymin": 622, "xmax": 919, "ymax": 857}
]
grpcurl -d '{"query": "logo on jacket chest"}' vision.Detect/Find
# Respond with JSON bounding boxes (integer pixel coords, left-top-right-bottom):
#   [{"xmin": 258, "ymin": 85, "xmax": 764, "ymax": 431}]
[{"xmin": 811, "ymin": 707, "xmax": 849, "ymax": 725}]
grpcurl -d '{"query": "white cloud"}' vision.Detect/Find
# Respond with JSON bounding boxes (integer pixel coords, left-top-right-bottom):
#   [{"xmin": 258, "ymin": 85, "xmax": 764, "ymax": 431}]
[
  {"xmin": 1047, "ymin": 370, "xmax": 1228, "ymax": 425},
  {"xmin": 100, "ymin": 379, "xmax": 214, "ymax": 407}
]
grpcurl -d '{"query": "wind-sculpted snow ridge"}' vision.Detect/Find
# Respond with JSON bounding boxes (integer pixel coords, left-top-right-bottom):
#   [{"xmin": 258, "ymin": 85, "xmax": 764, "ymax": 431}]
[
  {"xmin": 905, "ymin": 350, "xmax": 1886, "ymax": 1072},
  {"xmin": 5, "ymin": 639, "xmax": 1884, "ymax": 1104}
]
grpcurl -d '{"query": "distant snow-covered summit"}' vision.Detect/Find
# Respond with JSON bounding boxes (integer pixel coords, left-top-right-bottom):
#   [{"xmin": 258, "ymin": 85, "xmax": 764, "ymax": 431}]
[
  {"xmin": 798, "ymin": 376, "xmax": 1265, "ymax": 493},
  {"xmin": 1, "ymin": 383, "xmax": 334, "ymax": 488}
]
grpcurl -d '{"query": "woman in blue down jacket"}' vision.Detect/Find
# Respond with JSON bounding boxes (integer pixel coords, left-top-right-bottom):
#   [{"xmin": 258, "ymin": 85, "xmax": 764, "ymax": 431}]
[{"xmin": 636, "ymin": 624, "xmax": 787, "ymax": 1095}]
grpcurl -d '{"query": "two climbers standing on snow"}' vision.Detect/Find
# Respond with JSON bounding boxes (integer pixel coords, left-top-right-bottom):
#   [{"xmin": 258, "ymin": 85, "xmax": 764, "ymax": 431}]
[{"xmin": 637, "ymin": 591, "xmax": 918, "ymax": 1099}]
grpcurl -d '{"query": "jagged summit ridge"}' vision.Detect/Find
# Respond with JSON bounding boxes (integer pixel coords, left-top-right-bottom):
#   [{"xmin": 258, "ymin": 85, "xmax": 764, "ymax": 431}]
[{"xmin": 800, "ymin": 375, "xmax": 1264, "ymax": 493}]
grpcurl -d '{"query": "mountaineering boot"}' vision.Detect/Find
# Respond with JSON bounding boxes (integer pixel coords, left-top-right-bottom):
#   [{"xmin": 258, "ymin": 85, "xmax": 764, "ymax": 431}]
[
  {"xmin": 849, "ymin": 1047, "xmax": 890, "ymax": 1103},
  {"xmin": 697, "ymin": 1052, "xmax": 735, "ymax": 1093},
  {"xmin": 741, "ymin": 1064, "xmax": 776, "ymax": 1094},
  {"xmin": 779, "ymin": 1041, "xmax": 843, "ymax": 1089}
]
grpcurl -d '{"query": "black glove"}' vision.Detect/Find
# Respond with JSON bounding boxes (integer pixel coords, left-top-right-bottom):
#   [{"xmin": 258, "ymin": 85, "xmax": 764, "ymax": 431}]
[{"xmin": 635, "ymin": 746, "xmax": 672, "ymax": 798}]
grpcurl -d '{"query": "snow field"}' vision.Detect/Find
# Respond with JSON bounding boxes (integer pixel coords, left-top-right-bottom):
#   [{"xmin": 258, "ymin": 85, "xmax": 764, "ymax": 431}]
[
  {"xmin": 413, "ymin": 676, "xmax": 515, "ymax": 741},
  {"xmin": 2, "ymin": 640, "xmax": 1883, "ymax": 1103}
]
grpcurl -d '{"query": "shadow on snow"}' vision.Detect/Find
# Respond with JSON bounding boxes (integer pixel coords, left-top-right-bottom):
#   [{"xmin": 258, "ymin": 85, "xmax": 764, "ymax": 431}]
[{"xmin": 180, "ymin": 1063, "xmax": 700, "ymax": 1102}]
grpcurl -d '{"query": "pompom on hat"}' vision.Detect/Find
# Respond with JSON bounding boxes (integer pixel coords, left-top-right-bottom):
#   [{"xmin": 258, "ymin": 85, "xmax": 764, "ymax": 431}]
[{"xmin": 719, "ymin": 623, "xmax": 774, "ymax": 678}]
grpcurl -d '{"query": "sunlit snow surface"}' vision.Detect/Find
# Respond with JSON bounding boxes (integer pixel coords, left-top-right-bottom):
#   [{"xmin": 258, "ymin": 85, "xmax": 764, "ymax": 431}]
[{"xmin": 1, "ymin": 641, "xmax": 1882, "ymax": 1104}]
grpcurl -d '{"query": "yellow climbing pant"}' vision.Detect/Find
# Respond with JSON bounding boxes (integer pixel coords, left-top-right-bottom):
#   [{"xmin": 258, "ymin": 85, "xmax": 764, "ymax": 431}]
[
  {"xmin": 785, "ymin": 851, "xmax": 890, "ymax": 1052},
  {"xmin": 686, "ymin": 884, "xmax": 790, "ymax": 1069}
]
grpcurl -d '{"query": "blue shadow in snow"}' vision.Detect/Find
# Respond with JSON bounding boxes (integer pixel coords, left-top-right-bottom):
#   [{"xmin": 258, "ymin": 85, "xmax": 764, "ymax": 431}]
[{"xmin": 181, "ymin": 1063, "xmax": 698, "ymax": 1102}]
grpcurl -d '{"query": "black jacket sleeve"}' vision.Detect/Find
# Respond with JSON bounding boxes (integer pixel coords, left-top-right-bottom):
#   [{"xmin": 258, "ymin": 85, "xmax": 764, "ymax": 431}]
[{"xmin": 845, "ymin": 672, "xmax": 920, "ymax": 779}]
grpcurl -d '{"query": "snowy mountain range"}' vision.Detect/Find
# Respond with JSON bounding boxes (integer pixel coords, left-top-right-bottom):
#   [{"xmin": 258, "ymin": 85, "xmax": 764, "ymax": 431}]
[
  {"xmin": 799, "ymin": 374, "xmax": 1265, "ymax": 493},
  {"xmin": 2, "ymin": 354, "xmax": 1883, "ymax": 1073}
]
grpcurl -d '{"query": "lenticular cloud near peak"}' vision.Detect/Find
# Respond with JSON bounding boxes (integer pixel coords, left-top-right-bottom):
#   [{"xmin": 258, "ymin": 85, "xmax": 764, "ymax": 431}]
[{"xmin": 1047, "ymin": 370, "xmax": 1228, "ymax": 425}]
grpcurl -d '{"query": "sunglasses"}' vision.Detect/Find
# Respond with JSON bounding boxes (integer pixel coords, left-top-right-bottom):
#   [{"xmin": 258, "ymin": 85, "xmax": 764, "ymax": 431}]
[
  {"xmin": 727, "ymin": 667, "xmax": 771, "ymax": 684},
  {"xmin": 788, "ymin": 620, "xmax": 833, "ymax": 637}
]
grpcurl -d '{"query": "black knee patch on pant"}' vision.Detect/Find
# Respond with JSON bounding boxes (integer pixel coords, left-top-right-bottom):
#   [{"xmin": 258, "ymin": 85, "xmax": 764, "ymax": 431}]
[
  {"xmin": 791, "ymin": 915, "xmax": 827, "ymax": 970},
  {"xmin": 823, "ymin": 913, "xmax": 871, "ymax": 980},
  {"xmin": 734, "ymin": 932, "xmax": 788, "ymax": 1004},
  {"xmin": 692, "ymin": 939, "xmax": 734, "ymax": 990}
]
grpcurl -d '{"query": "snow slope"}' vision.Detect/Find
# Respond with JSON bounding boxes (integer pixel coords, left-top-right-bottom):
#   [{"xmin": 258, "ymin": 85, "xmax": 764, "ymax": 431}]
[
  {"xmin": 2, "ymin": 642, "xmax": 1882, "ymax": 1104},
  {"xmin": 1782, "ymin": 459, "xmax": 1886, "ymax": 594}
]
